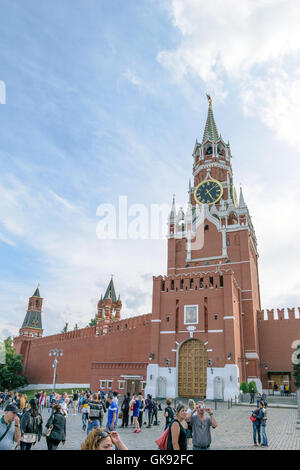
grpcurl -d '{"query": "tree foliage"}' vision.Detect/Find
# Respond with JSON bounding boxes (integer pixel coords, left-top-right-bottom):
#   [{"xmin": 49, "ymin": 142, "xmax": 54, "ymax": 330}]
[
  {"xmin": 240, "ymin": 381, "xmax": 248, "ymax": 393},
  {"xmin": 87, "ymin": 315, "xmax": 98, "ymax": 328},
  {"xmin": 61, "ymin": 322, "xmax": 69, "ymax": 333},
  {"xmin": 248, "ymin": 380, "xmax": 258, "ymax": 393},
  {"xmin": 0, "ymin": 337, "xmax": 28, "ymax": 390}
]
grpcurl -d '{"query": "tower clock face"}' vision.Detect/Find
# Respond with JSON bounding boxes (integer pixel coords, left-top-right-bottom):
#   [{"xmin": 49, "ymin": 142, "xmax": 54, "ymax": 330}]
[{"xmin": 194, "ymin": 178, "xmax": 223, "ymax": 206}]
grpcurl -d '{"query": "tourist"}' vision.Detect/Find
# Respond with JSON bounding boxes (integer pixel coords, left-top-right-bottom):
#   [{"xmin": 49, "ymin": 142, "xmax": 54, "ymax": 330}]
[
  {"xmin": 45, "ymin": 404, "xmax": 66, "ymax": 450},
  {"xmin": 106, "ymin": 394, "xmax": 119, "ymax": 432},
  {"xmin": 59, "ymin": 394, "xmax": 68, "ymax": 417},
  {"xmin": 186, "ymin": 401, "xmax": 217, "ymax": 450},
  {"xmin": 120, "ymin": 393, "xmax": 130, "ymax": 428},
  {"xmin": 166, "ymin": 402, "xmax": 187, "ymax": 450},
  {"xmin": 151, "ymin": 401, "xmax": 159, "ymax": 425},
  {"xmin": 19, "ymin": 394, "xmax": 26, "ymax": 414},
  {"xmin": 20, "ymin": 398, "xmax": 43, "ymax": 450},
  {"xmin": 250, "ymin": 387, "xmax": 255, "ymax": 404},
  {"xmin": 186, "ymin": 399, "xmax": 196, "ymax": 449},
  {"xmin": 138, "ymin": 394, "xmax": 144, "ymax": 429},
  {"xmin": 39, "ymin": 391, "xmax": 47, "ymax": 414},
  {"xmin": 132, "ymin": 394, "xmax": 142, "ymax": 433},
  {"xmin": 0, "ymin": 403, "xmax": 21, "ymax": 450},
  {"xmin": 129, "ymin": 395, "xmax": 135, "ymax": 426},
  {"xmin": 81, "ymin": 393, "xmax": 90, "ymax": 431},
  {"xmin": 86, "ymin": 393, "xmax": 105, "ymax": 435},
  {"xmin": 260, "ymin": 401, "xmax": 268, "ymax": 447},
  {"xmin": 251, "ymin": 404, "xmax": 263, "ymax": 447},
  {"xmin": 145, "ymin": 394, "xmax": 154, "ymax": 428},
  {"xmin": 72, "ymin": 390, "xmax": 79, "ymax": 416},
  {"xmin": 81, "ymin": 428, "xmax": 128, "ymax": 450},
  {"xmin": 113, "ymin": 391, "xmax": 119, "ymax": 405},
  {"xmin": 164, "ymin": 398, "xmax": 174, "ymax": 430}
]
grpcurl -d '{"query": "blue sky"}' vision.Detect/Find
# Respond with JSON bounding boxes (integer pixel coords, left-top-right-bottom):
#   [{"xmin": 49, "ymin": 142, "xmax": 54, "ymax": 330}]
[{"xmin": 1, "ymin": 0, "xmax": 300, "ymax": 339}]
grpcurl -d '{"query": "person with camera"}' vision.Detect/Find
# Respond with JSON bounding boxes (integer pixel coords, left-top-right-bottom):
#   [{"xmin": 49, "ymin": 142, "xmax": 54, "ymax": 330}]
[{"xmin": 185, "ymin": 401, "xmax": 217, "ymax": 450}]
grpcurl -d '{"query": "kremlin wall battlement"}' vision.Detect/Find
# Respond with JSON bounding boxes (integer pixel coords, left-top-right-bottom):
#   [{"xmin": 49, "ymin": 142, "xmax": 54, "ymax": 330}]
[{"xmin": 257, "ymin": 308, "xmax": 300, "ymax": 321}]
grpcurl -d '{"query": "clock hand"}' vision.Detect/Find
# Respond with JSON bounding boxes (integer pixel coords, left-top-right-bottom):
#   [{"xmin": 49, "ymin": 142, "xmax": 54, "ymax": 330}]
[
  {"xmin": 206, "ymin": 190, "xmax": 214, "ymax": 201},
  {"xmin": 206, "ymin": 184, "xmax": 218, "ymax": 195}
]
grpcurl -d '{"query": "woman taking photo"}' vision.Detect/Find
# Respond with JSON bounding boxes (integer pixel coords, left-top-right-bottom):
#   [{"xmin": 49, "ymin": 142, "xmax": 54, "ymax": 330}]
[
  {"xmin": 20, "ymin": 399, "xmax": 43, "ymax": 450},
  {"xmin": 81, "ymin": 428, "xmax": 127, "ymax": 450},
  {"xmin": 166, "ymin": 402, "xmax": 187, "ymax": 450},
  {"xmin": 45, "ymin": 404, "xmax": 66, "ymax": 450}
]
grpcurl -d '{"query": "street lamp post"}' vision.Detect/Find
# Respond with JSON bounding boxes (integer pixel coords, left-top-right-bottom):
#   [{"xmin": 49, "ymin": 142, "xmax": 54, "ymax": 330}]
[{"xmin": 49, "ymin": 349, "xmax": 63, "ymax": 393}]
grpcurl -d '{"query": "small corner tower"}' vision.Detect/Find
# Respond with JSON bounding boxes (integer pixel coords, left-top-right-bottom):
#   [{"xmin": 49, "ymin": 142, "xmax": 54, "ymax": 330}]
[{"xmin": 19, "ymin": 285, "xmax": 44, "ymax": 338}]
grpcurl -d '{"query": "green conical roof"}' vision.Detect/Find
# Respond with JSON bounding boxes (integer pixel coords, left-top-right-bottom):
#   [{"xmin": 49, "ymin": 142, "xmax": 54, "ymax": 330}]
[
  {"xmin": 202, "ymin": 97, "xmax": 219, "ymax": 143},
  {"xmin": 32, "ymin": 285, "xmax": 40, "ymax": 297},
  {"xmin": 103, "ymin": 277, "xmax": 117, "ymax": 302}
]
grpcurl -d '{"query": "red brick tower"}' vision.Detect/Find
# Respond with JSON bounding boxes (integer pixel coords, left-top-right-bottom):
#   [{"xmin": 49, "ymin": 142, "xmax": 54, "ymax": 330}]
[
  {"xmin": 96, "ymin": 276, "xmax": 122, "ymax": 336},
  {"xmin": 14, "ymin": 286, "xmax": 44, "ymax": 366},
  {"xmin": 146, "ymin": 96, "xmax": 262, "ymax": 399}
]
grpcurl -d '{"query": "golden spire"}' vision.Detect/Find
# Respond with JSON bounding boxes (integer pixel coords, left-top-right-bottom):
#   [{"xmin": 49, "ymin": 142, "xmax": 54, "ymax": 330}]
[{"xmin": 206, "ymin": 93, "xmax": 212, "ymax": 108}]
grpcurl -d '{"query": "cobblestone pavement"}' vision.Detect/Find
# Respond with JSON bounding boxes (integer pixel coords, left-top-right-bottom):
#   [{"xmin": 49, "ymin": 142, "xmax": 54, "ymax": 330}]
[{"xmin": 18, "ymin": 402, "xmax": 299, "ymax": 450}]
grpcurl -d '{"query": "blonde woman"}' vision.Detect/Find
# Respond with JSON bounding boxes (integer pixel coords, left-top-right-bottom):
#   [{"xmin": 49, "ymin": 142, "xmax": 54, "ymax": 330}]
[
  {"xmin": 186, "ymin": 399, "xmax": 196, "ymax": 449},
  {"xmin": 81, "ymin": 428, "xmax": 127, "ymax": 450}
]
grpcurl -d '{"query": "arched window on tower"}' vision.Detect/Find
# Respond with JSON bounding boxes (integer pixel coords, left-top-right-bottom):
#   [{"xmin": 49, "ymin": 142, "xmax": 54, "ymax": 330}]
[{"xmin": 228, "ymin": 212, "xmax": 238, "ymax": 225}]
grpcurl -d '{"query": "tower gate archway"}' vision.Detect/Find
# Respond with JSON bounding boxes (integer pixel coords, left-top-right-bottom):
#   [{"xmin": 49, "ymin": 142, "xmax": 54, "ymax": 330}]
[{"xmin": 178, "ymin": 339, "xmax": 207, "ymax": 398}]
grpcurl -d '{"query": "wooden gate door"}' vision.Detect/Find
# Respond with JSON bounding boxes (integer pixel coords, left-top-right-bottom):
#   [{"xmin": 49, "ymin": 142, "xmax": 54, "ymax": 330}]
[{"xmin": 178, "ymin": 339, "xmax": 207, "ymax": 398}]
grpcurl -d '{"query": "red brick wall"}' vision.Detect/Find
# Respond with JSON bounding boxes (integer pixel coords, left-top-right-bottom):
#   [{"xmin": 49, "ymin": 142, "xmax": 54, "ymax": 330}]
[{"xmin": 257, "ymin": 309, "xmax": 300, "ymax": 391}]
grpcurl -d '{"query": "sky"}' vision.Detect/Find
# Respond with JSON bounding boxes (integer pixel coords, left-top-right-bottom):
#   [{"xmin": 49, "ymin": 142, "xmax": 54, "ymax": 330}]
[{"xmin": 0, "ymin": 0, "xmax": 300, "ymax": 339}]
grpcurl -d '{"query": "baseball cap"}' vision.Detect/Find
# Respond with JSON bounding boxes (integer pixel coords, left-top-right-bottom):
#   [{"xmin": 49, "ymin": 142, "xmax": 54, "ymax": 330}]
[{"xmin": 5, "ymin": 403, "xmax": 19, "ymax": 413}]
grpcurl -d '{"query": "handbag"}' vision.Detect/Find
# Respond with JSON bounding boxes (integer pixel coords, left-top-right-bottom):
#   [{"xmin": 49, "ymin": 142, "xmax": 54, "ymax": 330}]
[
  {"xmin": 250, "ymin": 415, "xmax": 256, "ymax": 423},
  {"xmin": 43, "ymin": 424, "xmax": 53, "ymax": 437},
  {"xmin": 155, "ymin": 426, "xmax": 169, "ymax": 450},
  {"xmin": 21, "ymin": 433, "xmax": 37, "ymax": 443}
]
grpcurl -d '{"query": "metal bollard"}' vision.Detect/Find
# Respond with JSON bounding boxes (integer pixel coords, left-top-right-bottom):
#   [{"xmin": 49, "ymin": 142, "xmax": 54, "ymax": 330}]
[
  {"xmin": 228, "ymin": 400, "xmax": 230, "ymax": 409},
  {"xmin": 215, "ymin": 399, "xmax": 217, "ymax": 410}
]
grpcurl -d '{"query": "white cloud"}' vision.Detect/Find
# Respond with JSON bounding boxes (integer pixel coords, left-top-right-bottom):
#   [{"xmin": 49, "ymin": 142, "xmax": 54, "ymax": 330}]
[
  {"xmin": 159, "ymin": 0, "xmax": 300, "ymax": 146},
  {"xmin": 0, "ymin": 174, "xmax": 166, "ymax": 335},
  {"xmin": 123, "ymin": 69, "xmax": 142, "ymax": 87}
]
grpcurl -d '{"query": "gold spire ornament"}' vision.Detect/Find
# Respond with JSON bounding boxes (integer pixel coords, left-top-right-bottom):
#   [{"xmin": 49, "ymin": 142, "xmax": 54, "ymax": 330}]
[{"xmin": 206, "ymin": 94, "xmax": 212, "ymax": 107}]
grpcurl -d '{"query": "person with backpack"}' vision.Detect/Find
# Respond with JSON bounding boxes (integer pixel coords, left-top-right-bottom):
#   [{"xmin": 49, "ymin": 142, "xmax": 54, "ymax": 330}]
[
  {"xmin": 166, "ymin": 402, "xmax": 187, "ymax": 450},
  {"xmin": 20, "ymin": 398, "xmax": 43, "ymax": 450},
  {"xmin": 164, "ymin": 398, "xmax": 174, "ymax": 430},
  {"xmin": 45, "ymin": 404, "xmax": 66, "ymax": 450},
  {"xmin": 86, "ymin": 393, "xmax": 105, "ymax": 435}
]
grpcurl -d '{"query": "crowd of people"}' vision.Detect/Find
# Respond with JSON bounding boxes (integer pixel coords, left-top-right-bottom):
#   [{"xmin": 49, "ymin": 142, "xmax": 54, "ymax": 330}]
[{"xmin": 0, "ymin": 388, "xmax": 271, "ymax": 450}]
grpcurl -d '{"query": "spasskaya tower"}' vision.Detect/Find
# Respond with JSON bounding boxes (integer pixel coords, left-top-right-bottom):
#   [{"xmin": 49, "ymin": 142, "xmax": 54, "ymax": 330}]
[{"xmin": 145, "ymin": 95, "xmax": 262, "ymax": 400}]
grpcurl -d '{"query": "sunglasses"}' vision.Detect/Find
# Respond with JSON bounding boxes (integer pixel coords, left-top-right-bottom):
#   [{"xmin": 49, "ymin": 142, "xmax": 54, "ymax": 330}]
[{"xmin": 98, "ymin": 430, "xmax": 110, "ymax": 440}]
